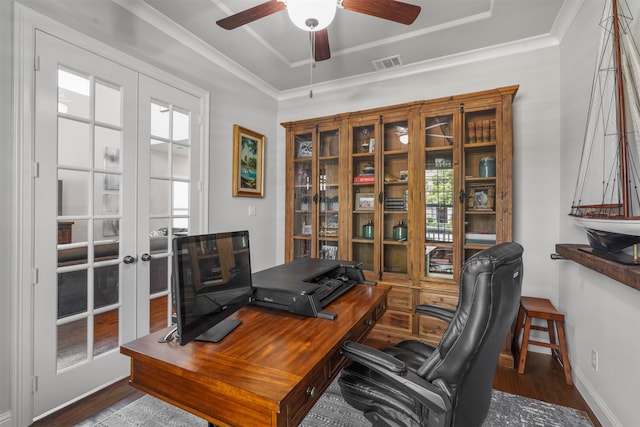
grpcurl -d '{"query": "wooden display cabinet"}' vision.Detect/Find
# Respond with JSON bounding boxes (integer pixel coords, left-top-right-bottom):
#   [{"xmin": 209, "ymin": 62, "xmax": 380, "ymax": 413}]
[{"xmin": 283, "ymin": 85, "xmax": 518, "ymax": 365}]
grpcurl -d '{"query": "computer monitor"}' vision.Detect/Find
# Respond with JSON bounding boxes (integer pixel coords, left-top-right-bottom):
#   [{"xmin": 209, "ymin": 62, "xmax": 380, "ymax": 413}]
[{"xmin": 171, "ymin": 230, "xmax": 253, "ymax": 345}]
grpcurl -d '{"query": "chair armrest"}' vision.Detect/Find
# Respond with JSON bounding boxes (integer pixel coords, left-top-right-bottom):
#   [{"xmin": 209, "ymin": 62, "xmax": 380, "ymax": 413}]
[
  {"xmin": 415, "ymin": 304, "xmax": 455, "ymax": 323},
  {"xmin": 341, "ymin": 341, "xmax": 452, "ymax": 416},
  {"xmin": 342, "ymin": 341, "xmax": 406, "ymax": 373}
]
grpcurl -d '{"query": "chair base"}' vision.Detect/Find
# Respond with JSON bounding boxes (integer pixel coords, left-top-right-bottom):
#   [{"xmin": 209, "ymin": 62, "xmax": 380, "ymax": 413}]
[{"xmin": 512, "ymin": 296, "xmax": 573, "ymax": 385}]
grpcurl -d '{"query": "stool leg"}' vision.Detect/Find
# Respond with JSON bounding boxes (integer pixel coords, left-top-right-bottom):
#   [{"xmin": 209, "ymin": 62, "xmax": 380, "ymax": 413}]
[
  {"xmin": 556, "ymin": 320, "xmax": 573, "ymax": 385},
  {"xmin": 547, "ymin": 319, "xmax": 559, "ymax": 363},
  {"xmin": 517, "ymin": 315, "xmax": 532, "ymax": 375},
  {"xmin": 512, "ymin": 306, "xmax": 525, "ymax": 362}
]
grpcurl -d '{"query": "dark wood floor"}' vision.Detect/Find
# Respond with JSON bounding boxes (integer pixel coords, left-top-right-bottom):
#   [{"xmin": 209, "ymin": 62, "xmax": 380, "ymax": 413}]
[{"xmin": 31, "ymin": 351, "xmax": 601, "ymax": 427}]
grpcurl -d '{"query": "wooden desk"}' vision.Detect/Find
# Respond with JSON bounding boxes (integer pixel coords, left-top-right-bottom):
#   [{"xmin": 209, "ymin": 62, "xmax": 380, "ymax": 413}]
[{"xmin": 121, "ymin": 284, "xmax": 389, "ymax": 427}]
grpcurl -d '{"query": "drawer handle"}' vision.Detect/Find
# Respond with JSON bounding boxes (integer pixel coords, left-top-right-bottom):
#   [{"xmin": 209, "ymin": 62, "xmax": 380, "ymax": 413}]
[
  {"xmin": 366, "ymin": 320, "xmax": 374, "ymax": 326},
  {"xmin": 306, "ymin": 387, "xmax": 316, "ymax": 397}
]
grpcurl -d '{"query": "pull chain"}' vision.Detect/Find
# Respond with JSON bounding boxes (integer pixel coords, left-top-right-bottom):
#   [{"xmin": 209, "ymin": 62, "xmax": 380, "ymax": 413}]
[{"xmin": 309, "ymin": 32, "xmax": 315, "ymax": 98}]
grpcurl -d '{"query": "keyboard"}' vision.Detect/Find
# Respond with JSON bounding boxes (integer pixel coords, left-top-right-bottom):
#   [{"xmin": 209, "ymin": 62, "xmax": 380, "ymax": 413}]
[{"xmin": 314, "ymin": 277, "xmax": 357, "ymax": 307}]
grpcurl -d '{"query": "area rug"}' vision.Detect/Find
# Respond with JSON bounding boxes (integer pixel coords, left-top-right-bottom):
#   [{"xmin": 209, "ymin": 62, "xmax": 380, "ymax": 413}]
[{"xmin": 93, "ymin": 379, "xmax": 593, "ymax": 427}]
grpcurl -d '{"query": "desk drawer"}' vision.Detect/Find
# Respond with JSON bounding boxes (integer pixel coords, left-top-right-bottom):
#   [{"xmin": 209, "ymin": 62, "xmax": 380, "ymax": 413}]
[
  {"xmin": 327, "ymin": 299, "xmax": 387, "ymax": 377},
  {"xmin": 288, "ymin": 366, "xmax": 327, "ymax": 426}
]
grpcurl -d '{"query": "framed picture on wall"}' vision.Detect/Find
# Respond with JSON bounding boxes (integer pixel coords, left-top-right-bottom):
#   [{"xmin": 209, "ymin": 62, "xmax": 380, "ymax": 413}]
[{"xmin": 232, "ymin": 124, "xmax": 265, "ymax": 197}]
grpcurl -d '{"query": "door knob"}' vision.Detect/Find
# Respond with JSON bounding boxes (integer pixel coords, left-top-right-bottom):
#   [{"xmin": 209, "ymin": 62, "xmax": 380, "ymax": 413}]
[
  {"xmin": 141, "ymin": 253, "xmax": 152, "ymax": 262},
  {"xmin": 123, "ymin": 255, "xmax": 136, "ymax": 264}
]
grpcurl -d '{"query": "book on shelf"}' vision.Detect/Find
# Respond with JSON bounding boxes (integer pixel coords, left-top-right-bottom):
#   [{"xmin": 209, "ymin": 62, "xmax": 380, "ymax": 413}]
[
  {"xmin": 384, "ymin": 198, "xmax": 405, "ymax": 210},
  {"xmin": 465, "ymin": 232, "xmax": 496, "ymax": 244},
  {"xmin": 354, "ymin": 175, "xmax": 375, "ymax": 183},
  {"xmin": 425, "ymin": 246, "xmax": 454, "ymax": 278}
]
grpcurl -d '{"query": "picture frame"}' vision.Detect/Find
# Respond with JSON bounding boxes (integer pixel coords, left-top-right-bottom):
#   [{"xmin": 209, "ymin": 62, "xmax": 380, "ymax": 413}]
[
  {"xmin": 233, "ymin": 125, "xmax": 265, "ymax": 197},
  {"xmin": 467, "ymin": 184, "xmax": 495, "ymax": 210},
  {"xmin": 355, "ymin": 192, "xmax": 375, "ymax": 211},
  {"xmin": 297, "ymin": 140, "xmax": 313, "ymax": 158}
]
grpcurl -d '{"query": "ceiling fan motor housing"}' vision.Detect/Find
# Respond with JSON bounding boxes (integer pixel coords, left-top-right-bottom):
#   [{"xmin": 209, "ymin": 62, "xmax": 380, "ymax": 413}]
[{"xmin": 287, "ymin": 0, "xmax": 337, "ymax": 31}]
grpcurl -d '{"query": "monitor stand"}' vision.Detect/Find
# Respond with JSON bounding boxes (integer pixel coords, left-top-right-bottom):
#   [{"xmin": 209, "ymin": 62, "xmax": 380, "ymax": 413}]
[{"xmin": 195, "ymin": 318, "xmax": 242, "ymax": 343}]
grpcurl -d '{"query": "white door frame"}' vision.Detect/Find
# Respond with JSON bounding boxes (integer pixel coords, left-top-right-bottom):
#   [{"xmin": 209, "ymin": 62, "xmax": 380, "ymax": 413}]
[{"xmin": 11, "ymin": 5, "xmax": 209, "ymax": 425}]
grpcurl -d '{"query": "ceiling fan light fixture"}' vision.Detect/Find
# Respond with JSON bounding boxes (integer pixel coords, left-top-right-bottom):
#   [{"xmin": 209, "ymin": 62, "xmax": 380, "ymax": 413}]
[{"xmin": 286, "ymin": 0, "xmax": 336, "ymax": 31}]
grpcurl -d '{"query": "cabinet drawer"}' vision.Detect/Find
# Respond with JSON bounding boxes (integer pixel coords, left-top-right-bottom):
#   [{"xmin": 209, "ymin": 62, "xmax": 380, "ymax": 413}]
[
  {"xmin": 419, "ymin": 291, "xmax": 458, "ymax": 310},
  {"xmin": 376, "ymin": 309, "xmax": 413, "ymax": 334},
  {"xmin": 386, "ymin": 287, "xmax": 414, "ymax": 311},
  {"xmin": 418, "ymin": 315, "xmax": 448, "ymax": 346}
]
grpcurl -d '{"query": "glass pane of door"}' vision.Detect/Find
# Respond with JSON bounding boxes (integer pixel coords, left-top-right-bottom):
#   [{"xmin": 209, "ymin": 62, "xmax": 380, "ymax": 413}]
[
  {"xmin": 424, "ymin": 114, "xmax": 455, "ymax": 280},
  {"xmin": 55, "ymin": 69, "xmax": 124, "ymax": 371},
  {"xmin": 318, "ymin": 129, "xmax": 339, "ymax": 260},
  {"xmin": 463, "ymin": 108, "xmax": 498, "ymax": 263},
  {"xmin": 351, "ymin": 123, "xmax": 376, "ymax": 272},
  {"xmin": 139, "ymin": 77, "xmax": 202, "ymax": 335},
  {"xmin": 382, "ymin": 120, "xmax": 409, "ymax": 275},
  {"xmin": 148, "ymin": 101, "xmax": 190, "ymax": 332},
  {"xmin": 293, "ymin": 132, "xmax": 313, "ymax": 259}
]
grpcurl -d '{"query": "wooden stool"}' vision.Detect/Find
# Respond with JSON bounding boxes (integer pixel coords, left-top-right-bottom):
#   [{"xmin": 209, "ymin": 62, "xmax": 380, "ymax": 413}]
[{"xmin": 512, "ymin": 296, "xmax": 573, "ymax": 385}]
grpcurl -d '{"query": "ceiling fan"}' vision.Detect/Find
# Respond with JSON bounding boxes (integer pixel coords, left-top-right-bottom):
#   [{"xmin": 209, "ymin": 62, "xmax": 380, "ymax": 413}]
[{"xmin": 216, "ymin": 0, "xmax": 421, "ymax": 62}]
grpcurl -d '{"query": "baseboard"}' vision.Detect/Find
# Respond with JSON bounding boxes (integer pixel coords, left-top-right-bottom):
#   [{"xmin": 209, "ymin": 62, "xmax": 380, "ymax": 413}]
[
  {"xmin": 0, "ymin": 410, "xmax": 11, "ymax": 427},
  {"xmin": 572, "ymin": 365, "xmax": 622, "ymax": 427}
]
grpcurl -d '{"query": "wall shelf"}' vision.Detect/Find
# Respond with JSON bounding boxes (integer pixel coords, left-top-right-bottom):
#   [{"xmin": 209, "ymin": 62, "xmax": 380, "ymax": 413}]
[{"xmin": 555, "ymin": 244, "xmax": 640, "ymax": 292}]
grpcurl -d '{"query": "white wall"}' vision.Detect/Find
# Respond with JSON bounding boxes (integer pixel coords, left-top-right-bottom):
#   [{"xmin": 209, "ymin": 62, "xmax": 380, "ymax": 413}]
[{"xmin": 559, "ymin": 1, "xmax": 640, "ymax": 426}]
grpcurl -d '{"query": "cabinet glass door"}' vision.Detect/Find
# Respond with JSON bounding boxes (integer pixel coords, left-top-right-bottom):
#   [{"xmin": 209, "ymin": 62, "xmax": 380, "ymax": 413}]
[
  {"xmin": 463, "ymin": 108, "xmax": 498, "ymax": 262},
  {"xmin": 424, "ymin": 114, "xmax": 455, "ymax": 280},
  {"xmin": 351, "ymin": 123, "xmax": 377, "ymax": 271},
  {"xmin": 381, "ymin": 120, "xmax": 409, "ymax": 275},
  {"xmin": 318, "ymin": 129, "xmax": 340, "ymax": 259},
  {"xmin": 293, "ymin": 132, "xmax": 313, "ymax": 259}
]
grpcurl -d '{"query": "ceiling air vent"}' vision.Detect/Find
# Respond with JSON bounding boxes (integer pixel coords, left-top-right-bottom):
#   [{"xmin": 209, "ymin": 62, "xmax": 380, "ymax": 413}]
[{"xmin": 372, "ymin": 55, "xmax": 403, "ymax": 71}]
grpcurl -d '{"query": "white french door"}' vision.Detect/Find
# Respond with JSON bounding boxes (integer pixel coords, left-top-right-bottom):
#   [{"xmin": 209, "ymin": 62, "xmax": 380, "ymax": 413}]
[
  {"xmin": 136, "ymin": 76, "xmax": 202, "ymax": 337},
  {"xmin": 32, "ymin": 31, "xmax": 203, "ymax": 417}
]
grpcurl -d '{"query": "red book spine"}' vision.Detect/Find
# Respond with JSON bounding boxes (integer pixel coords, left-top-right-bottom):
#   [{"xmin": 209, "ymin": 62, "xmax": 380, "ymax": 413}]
[{"xmin": 354, "ymin": 176, "xmax": 375, "ymax": 183}]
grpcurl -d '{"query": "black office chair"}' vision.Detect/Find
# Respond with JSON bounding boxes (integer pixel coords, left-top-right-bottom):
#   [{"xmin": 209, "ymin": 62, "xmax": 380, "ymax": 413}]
[{"xmin": 338, "ymin": 242, "xmax": 524, "ymax": 427}]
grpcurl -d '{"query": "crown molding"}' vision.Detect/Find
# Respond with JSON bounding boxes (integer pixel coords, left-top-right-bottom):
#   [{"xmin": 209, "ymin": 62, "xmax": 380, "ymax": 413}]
[{"xmin": 116, "ymin": 0, "xmax": 582, "ymax": 102}]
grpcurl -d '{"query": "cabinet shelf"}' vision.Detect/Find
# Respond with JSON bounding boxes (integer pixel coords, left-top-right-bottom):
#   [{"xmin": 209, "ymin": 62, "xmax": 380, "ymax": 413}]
[
  {"xmin": 465, "ymin": 177, "xmax": 496, "ymax": 182},
  {"xmin": 465, "ymin": 210, "xmax": 496, "ymax": 215},
  {"xmin": 352, "ymin": 152, "xmax": 374, "ymax": 158},
  {"xmin": 464, "ymin": 243, "xmax": 495, "ymax": 249},
  {"xmin": 353, "ymin": 238, "xmax": 375, "ymax": 243},
  {"xmin": 383, "ymin": 240, "xmax": 408, "ymax": 246},
  {"xmin": 425, "ymin": 146, "xmax": 454, "ymax": 153},
  {"xmin": 383, "ymin": 149, "xmax": 408, "ymax": 157},
  {"xmin": 464, "ymin": 141, "xmax": 497, "ymax": 149}
]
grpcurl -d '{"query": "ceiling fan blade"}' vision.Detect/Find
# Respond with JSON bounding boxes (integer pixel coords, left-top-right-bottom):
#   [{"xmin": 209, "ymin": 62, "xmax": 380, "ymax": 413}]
[
  {"xmin": 216, "ymin": 1, "xmax": 286, "ymax": 30},
  {"xmin": 342, "ymin": 0, "xmax": 421, "ymax": 25},
  {"xmin": 313, "ymin": 29, "xmax": 331, "ymax": 61}
]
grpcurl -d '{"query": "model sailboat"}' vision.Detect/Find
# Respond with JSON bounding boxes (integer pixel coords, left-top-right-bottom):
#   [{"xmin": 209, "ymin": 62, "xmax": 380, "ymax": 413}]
[{"xmin": 570, "ymin": 0, "xmax": 640, "ymax": 263}]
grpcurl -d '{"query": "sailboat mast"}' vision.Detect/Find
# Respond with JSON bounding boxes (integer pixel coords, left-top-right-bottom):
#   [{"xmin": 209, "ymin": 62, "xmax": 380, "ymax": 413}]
[{"xmin": 612, "ymin": 0, "xmax": 631, "ymax": 217}]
